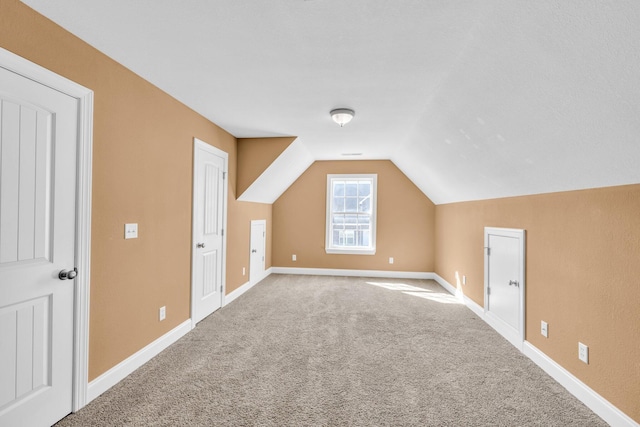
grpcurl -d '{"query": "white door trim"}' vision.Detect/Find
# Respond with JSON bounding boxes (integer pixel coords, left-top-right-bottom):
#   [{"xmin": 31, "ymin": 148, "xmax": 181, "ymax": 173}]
[
  {"xmin": 191, "ymin": 138, "xmax": 228, "ymax": 328},
  {"xmin": 484, "ymin": 227, "xmax": 526, "ymax": 350},
  {"xmin": 0, "ymin": 47, "xmax": 94, "ymax": 411}
]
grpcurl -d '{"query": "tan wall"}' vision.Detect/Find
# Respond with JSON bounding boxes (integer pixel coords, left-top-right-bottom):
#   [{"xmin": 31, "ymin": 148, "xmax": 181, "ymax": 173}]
[
  {"xmin": 273, "ymin": 160, "xmax": 435, "ymax": 272},
  {"xmin": 236, "ymin": 137, "xmax": 296, "ymax": 196},
  {"xmin": 1, "ymin": 0, "xmax": 271, "ymax": 380},
  {"xmin": 435, "ymin": 184, "xmax": 640, "ymax": 422}
]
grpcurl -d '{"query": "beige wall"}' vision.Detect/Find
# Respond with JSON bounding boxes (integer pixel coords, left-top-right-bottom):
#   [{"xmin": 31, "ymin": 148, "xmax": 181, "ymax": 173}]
[
  {"xmin": 1, "ymin": 0, "xmax": 271, "ymax": 380},
  {"xmin": 236, "ymin": 137, "xmax": 296, "ymax": 197},
  {"xmin": 435, "ymin": 184, "xmax": 640, "ymax": 422},
  {"xmin": 273, "ymin": 160, "xmax": 435, "ymax": 272}
]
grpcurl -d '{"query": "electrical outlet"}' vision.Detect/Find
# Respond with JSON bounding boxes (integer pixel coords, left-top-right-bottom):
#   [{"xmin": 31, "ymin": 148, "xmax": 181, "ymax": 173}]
[
  {"xmin": 578, "ymin": 342, "xmax": 589, "ymax": 364},
  {"xmin": 159, "ymin": 306, "xmax": 166, "ymax": 321},
  {"xmin": 292, "ymin": 254, "xmax": 297, "ymax": 261},
  {"xmin": 541, "ymin": 320, "xmax": 548, "ymax": 338},
  {"xmin": 242, "ymin": 267, "xmax": 246, "ymax": 276},
  {"xmin": 462, "ymin": 275, "xmax": 466, "ymax": 285},
  {"xmin": 389, "ymin": 257, "xmax": 394, "ymax": 264},
  {"xmin": 124, "ymin": 223, "xmax": 138, "ymax": 239}
]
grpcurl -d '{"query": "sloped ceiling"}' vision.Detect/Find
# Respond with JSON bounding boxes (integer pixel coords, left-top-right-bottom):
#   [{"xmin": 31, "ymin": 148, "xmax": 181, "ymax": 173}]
[{"xmin": 21, "ymin": 0, "xmax": 640, "ymax": 204}]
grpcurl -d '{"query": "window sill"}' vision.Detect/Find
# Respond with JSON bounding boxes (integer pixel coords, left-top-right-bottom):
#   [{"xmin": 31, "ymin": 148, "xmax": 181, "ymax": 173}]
[{"xmin": 325, "ymin": 247, "xmax": 376, "ymax": 255}]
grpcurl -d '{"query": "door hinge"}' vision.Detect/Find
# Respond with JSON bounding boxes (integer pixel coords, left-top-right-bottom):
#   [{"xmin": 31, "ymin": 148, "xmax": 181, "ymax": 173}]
[
  {"xmin": 221, "ymin": 229, "xmax": 224, "ymax": 236},
  {"xmin": 485, "ymin": 246, "xmax": 491, "ymax": 256},
  {"xmin": 222, "ymin": 172, "xmax": 226, "ymax": 180},
  {"xmin": 487, "ymin": 287, "xmax": 491, "ymax": 295},
  {"xmin": 263, "ymin": 232, "xmax": 265, "ymax": 237}
]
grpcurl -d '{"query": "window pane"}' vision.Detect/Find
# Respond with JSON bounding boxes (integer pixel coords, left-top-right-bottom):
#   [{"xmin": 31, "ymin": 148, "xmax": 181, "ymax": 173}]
[
  {"xmin": 345, "ymin": 182, "xmax": 357, "ymax": 196},
  {"xmin": 332, "ymin": 230, "xmax": 341, "ymax": 246},
  {"xmin": 359, "ymin": 197, "xmax": 370, "ymax": 213},
  {"xmin": 345, "ymin": 197, "xmax": 358, "ymax": 212},
  {"xmin": 333, "ymin": 197, "xmax": 344, "ymax": 212},
  {"xmin": 333, "ymin": 181, "xmax": 345, "ymax": 196},
  {"xmin": 345, "ymin": 214, "xmax": 358, "ymax": 224},
  {"xmin": 361, "ymin": 230, "xmax": 370, "ymax": 246},
  {"xmin": 358, "ymin": 182, "xmax": 370, "ymax": 198}
]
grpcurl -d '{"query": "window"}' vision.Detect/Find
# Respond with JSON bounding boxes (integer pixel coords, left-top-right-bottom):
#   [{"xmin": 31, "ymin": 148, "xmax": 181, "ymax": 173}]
[{"xmin": 326, "ymin": 174, "xmax": 377, "ymax": 254}]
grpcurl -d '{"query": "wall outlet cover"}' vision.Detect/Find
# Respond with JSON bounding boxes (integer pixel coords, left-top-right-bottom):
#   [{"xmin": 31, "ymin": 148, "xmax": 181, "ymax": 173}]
[
  {"xmin": 541, "ymin": 320, "xmax": 548, "ymax": 338},
  {"xmin": 578, "ymin": 342, "xmax": 589, "ymax": 364},
  {"xmin": 125, "ymin": 223, "xmax": 138, "ymax": 239}
]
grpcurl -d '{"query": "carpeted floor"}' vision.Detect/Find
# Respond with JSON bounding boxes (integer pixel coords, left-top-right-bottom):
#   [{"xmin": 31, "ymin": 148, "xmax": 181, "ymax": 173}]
[{"xmin": 56, "ymin": 274, "xmax": 607, "ymax": 426}]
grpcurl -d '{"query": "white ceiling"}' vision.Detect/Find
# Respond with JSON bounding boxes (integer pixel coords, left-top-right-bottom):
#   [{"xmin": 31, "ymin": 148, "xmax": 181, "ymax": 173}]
[{"xmin": 22, "ymin": 0, "xmax": 640, "ymax": 204}]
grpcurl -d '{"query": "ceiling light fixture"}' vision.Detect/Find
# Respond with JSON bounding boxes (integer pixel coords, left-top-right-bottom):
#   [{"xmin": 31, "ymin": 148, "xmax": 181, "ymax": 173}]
[{"xmin": 330, "ymin": 108, "xmax": 355, "ymax": 127}]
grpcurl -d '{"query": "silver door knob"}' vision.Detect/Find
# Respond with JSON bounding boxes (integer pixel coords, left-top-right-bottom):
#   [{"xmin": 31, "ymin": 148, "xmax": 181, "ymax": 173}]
[
  {"xmin": 251, "ymin": 249, "xmax": 257, "ymax": 253},
  {"xmin": 197, "ymin": 243, "xmax": 205, "ymax": 248},
  {"xmin": 508, "ymin": 280, "xmax": 519, "ymax": 287},
  {"xmin": 59, "ymin": 269, "xmax": 77, "ymax": 280}
]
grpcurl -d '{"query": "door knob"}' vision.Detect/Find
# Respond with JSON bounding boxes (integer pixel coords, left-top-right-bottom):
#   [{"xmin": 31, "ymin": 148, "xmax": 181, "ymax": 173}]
[
  {"xmin": 251, "ymin": 249, "xmax": 257, "ymax": 253},
  {"xmin": 59, "ymin": 269, "xmax": 77, "ymax": 280},
  {"xmin": 197, "ymin": 243, "xmax": 205, "ymax": 248},
  {"xmin": 508, "ymin": 280, "xmax": 519, "ymax": 287}
]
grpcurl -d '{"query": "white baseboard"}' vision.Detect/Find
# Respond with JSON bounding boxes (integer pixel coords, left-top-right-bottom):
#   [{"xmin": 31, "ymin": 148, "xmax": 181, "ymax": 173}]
[
  {"xmin": 432, "ymin": 273, "xmax": 485, "ymax": 319},
  {"xmin": 523, "ymin": 342, "xmax": 639, "ymax": 427},
  {"xmin": 432, "ymin": 273, "xmax": 458, "ymax": 295},
  {"xmin": 86, "ymin": 319, "xmax": 191, "ymax": 404},
  {"xmin": 224, "ymin": 267, "xmax": 272, "ymax": 306},
  {"xmin": 271, "ymin": 267, "xmax": 434, "ymax": 280},
  {"xmin": 434, "ymin": 273, "xmax": 637, "ymax": 426}
]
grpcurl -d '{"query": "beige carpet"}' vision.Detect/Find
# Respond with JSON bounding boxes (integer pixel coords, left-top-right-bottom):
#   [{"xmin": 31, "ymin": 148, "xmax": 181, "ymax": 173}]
[{"xmin": 56, "ymin": 275, "xmax": 607, "ymax": 426}]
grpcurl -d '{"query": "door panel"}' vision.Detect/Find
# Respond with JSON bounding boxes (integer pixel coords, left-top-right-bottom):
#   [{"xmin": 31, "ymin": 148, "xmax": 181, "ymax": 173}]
[
  {"xmin": 192, "ymin": 140, "xmax": 227, "ymax": 324},
  {"xmin": 202, "ymin": 250, "xmax": 218, "ymax": 296},
  {"xmin": 0, "ymin": 65, "xmax": 77, "ymax": 426},
  {"xmin": 0, "ymin": 100, "xmax": 52, "ymax": 264},
  {"xmin": 487, "ymin": 234, "xmax": 520, "ymax": 329},
  {"xmin": 0, "ymin": 296, "xmax": 50, "ymax": 407},
  {"xmin": 204, "ymin": 163, "xmax": 220, "ymax": 235}
]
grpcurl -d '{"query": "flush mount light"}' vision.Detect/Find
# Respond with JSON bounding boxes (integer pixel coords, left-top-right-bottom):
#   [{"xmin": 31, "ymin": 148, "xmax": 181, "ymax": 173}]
[{"xmin": 330, "ymin": 108, "xmax": 355, "ymax": 127}]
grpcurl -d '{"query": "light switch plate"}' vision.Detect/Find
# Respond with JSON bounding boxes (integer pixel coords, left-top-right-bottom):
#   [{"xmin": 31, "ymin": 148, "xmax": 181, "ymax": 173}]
[{"xmin": 125, "ymin": 223, "xmax": 138, "ymax": 239}]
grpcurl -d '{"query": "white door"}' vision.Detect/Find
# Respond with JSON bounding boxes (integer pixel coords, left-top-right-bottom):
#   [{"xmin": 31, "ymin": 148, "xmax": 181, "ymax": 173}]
[
  {"xmin": 0, "ymin": 66, "xmax": 78, "ymax": 426},
  {"xmin": 484, "ymin": 227, "xmax": 525, "ymax": 350},
  {"xmin": 191, "ymin": 138, "xmax": 227, "ymax": 325},
  {"xmin": 250, "ymin": 220, "xmax": 266, "ymax": 284}
]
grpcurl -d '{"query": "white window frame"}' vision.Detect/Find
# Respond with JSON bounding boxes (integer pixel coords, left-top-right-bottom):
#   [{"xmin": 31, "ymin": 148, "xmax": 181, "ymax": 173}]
[{"xmin": 325, "ymin": 174, "xmax": 377, "ymax": 255}]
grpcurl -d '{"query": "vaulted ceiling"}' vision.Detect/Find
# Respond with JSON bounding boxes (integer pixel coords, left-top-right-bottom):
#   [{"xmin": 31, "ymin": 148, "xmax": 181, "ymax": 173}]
[{"xmin": 22, "ymin": 0, "xmax": 640, "ymax": 204}]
